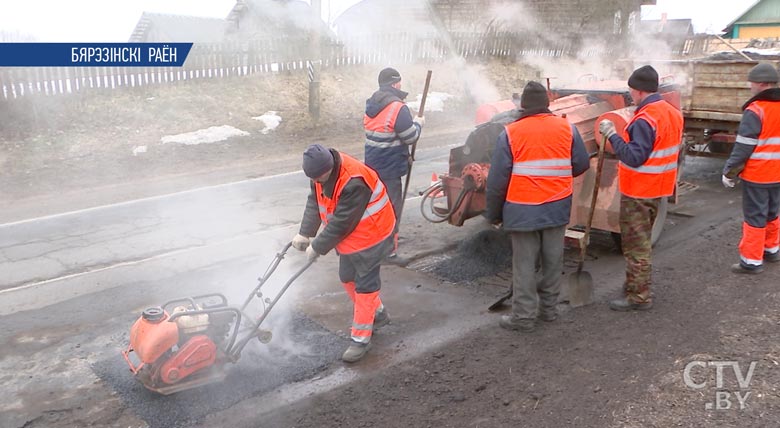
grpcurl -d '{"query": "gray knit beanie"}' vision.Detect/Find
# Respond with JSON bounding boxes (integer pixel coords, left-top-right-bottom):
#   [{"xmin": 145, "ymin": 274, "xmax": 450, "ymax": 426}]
[{"xmin": 748, "ymin": 63, "xmax": 779, "ymax": 83}]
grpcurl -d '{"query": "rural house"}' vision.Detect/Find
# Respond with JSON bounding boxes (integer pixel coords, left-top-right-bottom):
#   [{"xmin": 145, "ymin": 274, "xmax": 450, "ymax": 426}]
[{"xmin": 723, "ymin": 0, "xmax": 780, "ymax": 39}]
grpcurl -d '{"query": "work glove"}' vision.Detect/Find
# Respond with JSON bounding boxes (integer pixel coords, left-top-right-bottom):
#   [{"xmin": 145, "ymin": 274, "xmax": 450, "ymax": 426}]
[
  {"xmin": 413, "ymin": 115, "xmax": 425, "ymax": 128},
  {"xmin": 306, "ymin": 245, "xmax": 320, "ymax": 262},
  {"xmin": 599, "ymin": 119, "xmax": 617, "ymax": 140},
  {"xmin": 722, "ymin": 174, "xmax": 736, "ymax": 188},
  {"xmin": 292, "ymin": 233, "xmax": 310, "ymax": 251}
]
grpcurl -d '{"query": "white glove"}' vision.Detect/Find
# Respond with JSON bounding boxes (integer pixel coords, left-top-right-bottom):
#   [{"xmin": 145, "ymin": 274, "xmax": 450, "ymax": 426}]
[
  {"xmin": 306, "ymin": 245, "xmax": 319, "ymax": 262},
  {"xmin": 413, "ymin": 115, "xmax": 425, "ymax": 127},
  {"xmin": 722, "ymin": 175, "xmax": 736, "ymax": 188},
  {"xmin": 292, "ymin": 233, "xmax": 310, "ymax": 251},
  {"xmin": 599, "ymin": 119, "xmax": 617, "ymax": 139}
]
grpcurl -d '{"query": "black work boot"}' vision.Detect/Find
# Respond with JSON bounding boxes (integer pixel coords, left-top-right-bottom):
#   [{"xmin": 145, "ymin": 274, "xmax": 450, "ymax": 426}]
[
  {"xmin": 342, "ymin": 341, "xmax": 371, "ymax": 363},
  {"xmin": 608, "ymin": 297, "xmax": 653, "ymax": 312},
  {"xmin": 764, "ymin": 251, "xmax": 780, "ymax": 263},
  {"xmin": 731, "ymin": 263, "xmax": 764, "ymax": 274},
  {"xmin": 373, "ymin": 307, "xmax": 390, "ymax": 330},
  {"xmin": 499, "ymin": 315, "xmax": 536, "ymax": 332}
]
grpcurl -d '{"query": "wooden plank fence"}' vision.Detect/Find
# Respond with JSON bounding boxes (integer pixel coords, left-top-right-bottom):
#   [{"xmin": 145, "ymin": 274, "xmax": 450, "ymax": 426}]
[{"xmin": 0, "ymin": 31, "xmax": 696, "ymax": 101}]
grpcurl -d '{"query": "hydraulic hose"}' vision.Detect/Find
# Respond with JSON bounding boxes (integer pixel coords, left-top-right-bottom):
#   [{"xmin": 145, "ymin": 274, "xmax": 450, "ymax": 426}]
[{"xmin": 420, "ymin": 181, "xmax": 472, "ymax": 223}]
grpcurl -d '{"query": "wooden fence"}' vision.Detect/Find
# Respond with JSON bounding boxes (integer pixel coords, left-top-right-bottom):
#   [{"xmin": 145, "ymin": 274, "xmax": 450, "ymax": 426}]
[{"xmin": 0, "ymin": 31, "xmax": 704, "ymax": 101}]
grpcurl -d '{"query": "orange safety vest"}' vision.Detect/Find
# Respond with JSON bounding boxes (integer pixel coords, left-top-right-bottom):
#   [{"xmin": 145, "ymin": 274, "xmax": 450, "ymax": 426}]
[
  {"xmin": 740, "ymin": 100, "xmax": 780, "ymax": 184},
  {"xmin": 314, "ymin": 154, "xmax": 395, "ymax": 254},
  {"xmin": 364, "ymin": 101, "xmax": 404, "ymax": 146},
  {"xmin": 619, "ymin": 100, "xmax": 683, "ymax": 199},
  {"xmin": 505, "ymin": 114, "xmax": 574, "ymax": 205}
]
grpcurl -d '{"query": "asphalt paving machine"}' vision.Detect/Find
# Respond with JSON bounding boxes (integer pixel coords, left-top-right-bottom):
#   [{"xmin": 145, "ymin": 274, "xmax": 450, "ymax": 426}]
[{"xmin": 420, "ymin": 79, "xmax": 684, "ymax": 246}]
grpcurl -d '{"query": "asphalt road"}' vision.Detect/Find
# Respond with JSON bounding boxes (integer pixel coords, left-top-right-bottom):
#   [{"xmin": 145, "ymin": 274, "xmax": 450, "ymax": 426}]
[
  {"xmin": 0, "ymin": 133, "xmax": 480, "ymax": 428},
  {"xmin": 0, "ymin": 133, "xmax": 737, "ymax": 428}
]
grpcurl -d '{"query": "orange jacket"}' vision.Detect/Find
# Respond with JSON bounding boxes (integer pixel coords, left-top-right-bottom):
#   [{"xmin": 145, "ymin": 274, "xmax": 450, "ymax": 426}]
[
  {"xmin": 619, "ymin": 100, "xmax": 683, "ymax": 198},
  {"xmin": 505, "ymin": 114, "xmax": 574, "ymax": 205},
  {"xmin": 315, "ymin": 154, "xmax": 395, "ymax": 254},
  {"xmin": 740, "ymin": 100, "xmax": 780, "ymax": 184}
]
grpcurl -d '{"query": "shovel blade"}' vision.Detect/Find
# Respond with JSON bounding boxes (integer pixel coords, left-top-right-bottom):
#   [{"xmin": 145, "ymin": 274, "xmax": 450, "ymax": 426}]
[
  {"xmin": 487, "ymin": 290, "xmax": 512, "ymax": 312},
  {"xmin": 567, "ymin": 270, "xmax": 594, "ymax": 308}
]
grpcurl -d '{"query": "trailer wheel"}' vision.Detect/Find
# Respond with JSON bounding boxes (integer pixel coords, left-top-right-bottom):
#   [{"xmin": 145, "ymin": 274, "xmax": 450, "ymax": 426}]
[{"xmin": 609, "ymin": 197, "xmax": 669, "ymax": 253}]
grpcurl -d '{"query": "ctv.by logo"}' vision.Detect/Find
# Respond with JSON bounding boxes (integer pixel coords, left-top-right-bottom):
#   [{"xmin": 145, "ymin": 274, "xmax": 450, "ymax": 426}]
[{"xmin": 683, "ymin": 360, "xmax": 757, "ymax": 410}]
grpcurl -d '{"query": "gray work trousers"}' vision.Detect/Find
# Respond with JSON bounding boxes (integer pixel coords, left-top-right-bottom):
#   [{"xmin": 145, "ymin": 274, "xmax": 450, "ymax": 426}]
[{"xmin": 509, "ymin": 225, "xmax": 566, "ymax": 319}]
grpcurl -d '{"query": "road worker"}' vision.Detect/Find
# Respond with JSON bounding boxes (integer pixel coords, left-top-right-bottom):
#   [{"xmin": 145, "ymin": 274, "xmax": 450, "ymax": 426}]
[
  {"xmin": 599, "ymin": 65, "xmax": 684, "ymax": 311},
  {"xmin": 722, "ymin": 62, "xmax": 780, "ymax": 274},
  {"xmin": 292, "ymin": 144, "xmax": 395, "ymax": 362},
  {"xmin": 485, "ymin": 81, "xmax": 590, "ymax": 331},
  {"xmin": 364, "ymin": 67, "xmax": 425, "ymax": 258}
]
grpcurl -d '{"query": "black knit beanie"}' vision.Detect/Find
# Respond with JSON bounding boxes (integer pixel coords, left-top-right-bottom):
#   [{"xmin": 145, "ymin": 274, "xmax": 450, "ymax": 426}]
[
  {"xmin": 378, "ymin": 67, "xmax": 402, "ymax": 86},
  {"xmin": 520, "ymin": 81, "xmax": 549, "ymax": 110},
  {"xmin": 627, "ymin": 65, "xmax": 659, "ymax": 92},
  {"xmin": 302, "ymin": 144, "xmax": 334, "ymax": 179}
]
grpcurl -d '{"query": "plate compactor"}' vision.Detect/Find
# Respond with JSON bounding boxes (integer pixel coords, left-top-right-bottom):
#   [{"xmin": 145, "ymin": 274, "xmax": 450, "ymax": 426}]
[{"xmin": 122, "ymin": 243, "xmax": 312, "ymax": 395}]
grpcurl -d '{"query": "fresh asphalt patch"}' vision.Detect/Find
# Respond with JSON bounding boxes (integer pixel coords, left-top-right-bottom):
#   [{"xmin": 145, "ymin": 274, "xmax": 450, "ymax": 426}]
[{"xmin": 92, "ymin": 313, "xmax": 342, "ymax": 428}]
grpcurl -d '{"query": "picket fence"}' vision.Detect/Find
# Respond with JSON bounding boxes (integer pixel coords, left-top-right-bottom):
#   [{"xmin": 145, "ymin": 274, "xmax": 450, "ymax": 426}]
[{"xmin": 0, "ymin": 31, "xmax": 706, "ymax": 101}]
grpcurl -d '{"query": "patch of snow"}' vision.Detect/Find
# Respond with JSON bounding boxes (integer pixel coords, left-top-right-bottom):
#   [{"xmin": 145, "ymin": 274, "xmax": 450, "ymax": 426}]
[
  {"xmin": 160, "ymin": 125, "xmax": 249, "ymax": 145},
  {"xmin": 407, "ymin": 92, "xmax": 454, "ymax": 114},
  {"xmin": 742, "ymin": 48, "xmax": 780, "ymax": 56},
  {"xmin": 252, "ymin": 111, "xmax": 283, "ymax": 135},
  {"xmin": 132, "ymin": 145, "xmax": 147, "ymax": 156}
]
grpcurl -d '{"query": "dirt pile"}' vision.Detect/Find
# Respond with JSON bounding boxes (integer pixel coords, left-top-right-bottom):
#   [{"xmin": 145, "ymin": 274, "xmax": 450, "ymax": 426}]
[{"xmin": 430, "ymin": 227, "xmax": 511, "ymax": 282}]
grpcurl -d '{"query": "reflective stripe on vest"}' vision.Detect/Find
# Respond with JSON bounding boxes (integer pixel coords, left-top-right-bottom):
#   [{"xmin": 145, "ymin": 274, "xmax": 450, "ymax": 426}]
[
  {"xmin": 315, "ymin": 154, "xmax": 396, "ymax": 254},
  {"xmin": 360, "ymin": 180, "xmax": 391, "ymax": 220},
  {"xmin": 364, "ymin": 101, "xmax": 403, "ymax": 148},
  {"xmin": 512, "ymin": 158, "xmax": 573, "ymax": 176},
  {"xmin": 618, "ymin": 99, "xmax": 683, "ymax": 199},
  {"xmin": 505, "ymin": 114, "xmax": 574, "ymax": 205},
  {"xmin": 742, "ymin": 101, "xmax": 780, "ymax": 184},
  {"xmin": 620, "ymin": 144, "xmax": 680, "ymax": 174},
  {"xmin": 322, "ymin": 181, "xmax": 390, "ymax": 221}
]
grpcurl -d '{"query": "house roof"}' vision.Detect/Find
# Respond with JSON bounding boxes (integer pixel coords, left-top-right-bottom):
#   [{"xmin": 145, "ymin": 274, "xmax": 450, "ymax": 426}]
[
  {"xmin": 639, "ymin": 18, "xmax": 694, "ymax": 36},
  {"xmin": 723, "ymin": 0, "xmax": 779, "ymax": 34},
  {"xmin": 225, "ymin": 0, "xmax": 335, "ymax": 39},
  {"xmin": 334, "ymin": 0, "xmax": 436, "ymax": 36},
  {"xmin": 334, "ymin": 0, "xmax": 644, "ymax": 38},
  {"xmin": 128, "ymin": 12, "xmax": 227, "ymax": 43}
]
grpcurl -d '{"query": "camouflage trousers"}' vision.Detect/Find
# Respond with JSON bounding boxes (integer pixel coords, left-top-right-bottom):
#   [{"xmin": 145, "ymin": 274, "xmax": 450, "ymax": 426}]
[{"xmin": 619, "ymin": 195, "xmax": 660, "ymax": 304}]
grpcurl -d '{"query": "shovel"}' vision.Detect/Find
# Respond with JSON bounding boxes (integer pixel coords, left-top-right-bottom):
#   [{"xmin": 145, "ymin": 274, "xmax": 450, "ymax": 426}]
[
  {"xmin": 398, "ymin": 69, "xmax": 433, "ymax": 222},
  {"xmin": 488, "ymin": 136, "xmax": 608, "ymax": 311},
  {"xmin": 566, "ymin": 134, "xmax": 608, "ymax": 307}
]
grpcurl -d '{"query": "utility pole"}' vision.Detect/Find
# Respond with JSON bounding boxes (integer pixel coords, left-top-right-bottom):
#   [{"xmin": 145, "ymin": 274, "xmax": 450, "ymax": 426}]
[{"xmin": 308, "ymin": 0, "xmax": 322, "ymax": 120}]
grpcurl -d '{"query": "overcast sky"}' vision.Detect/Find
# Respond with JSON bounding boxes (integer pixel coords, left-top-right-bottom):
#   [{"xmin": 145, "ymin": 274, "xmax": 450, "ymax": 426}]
[{"xmin": 0, "ymin": 0, "xmax": 756, "ymax": 42}]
